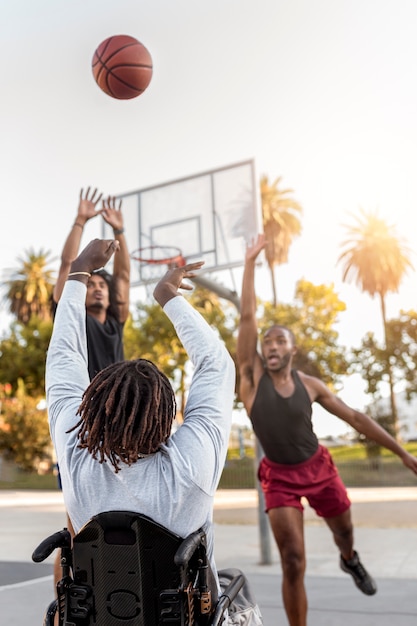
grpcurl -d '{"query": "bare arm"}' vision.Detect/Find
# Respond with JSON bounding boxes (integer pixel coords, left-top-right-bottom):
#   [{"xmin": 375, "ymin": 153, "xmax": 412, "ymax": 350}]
[
  {"xmin": 53, "ymin": 188, "xmax": 103, "ymax": 303},
  {"xmin": 101, "ymin": 196, "xmax": 130, "ymax": 323},
  {"xmin": 236, "ymin": 234, "xmax": 266, "ymax": 414},
  {"xmin": 306, "ymin": 373, "xmax": 417, "ymax": 474}
]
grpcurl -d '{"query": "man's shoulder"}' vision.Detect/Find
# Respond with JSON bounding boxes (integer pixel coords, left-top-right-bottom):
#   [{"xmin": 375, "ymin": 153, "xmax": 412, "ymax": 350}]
[{"xmin": 295, "ymin": 369, "xmax": 327, "ymax": 395}]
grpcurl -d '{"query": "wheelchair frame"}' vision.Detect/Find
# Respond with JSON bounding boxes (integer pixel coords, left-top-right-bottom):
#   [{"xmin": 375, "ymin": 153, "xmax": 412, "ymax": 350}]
[{"xmin": 33, "ymin": 510, "xmax": 244, "ymax": 626}]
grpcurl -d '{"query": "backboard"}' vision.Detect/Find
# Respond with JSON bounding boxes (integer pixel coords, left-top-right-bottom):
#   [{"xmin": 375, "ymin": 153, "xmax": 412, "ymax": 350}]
[{"xmin": 102, "ymin": 159, "xmax": 259, "ymax": 288}]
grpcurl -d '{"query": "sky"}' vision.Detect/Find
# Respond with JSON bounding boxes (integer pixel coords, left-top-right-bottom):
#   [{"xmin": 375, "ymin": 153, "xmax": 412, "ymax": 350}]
[{"xmin": 2, "ymin": 0, "xmax": 417, "ymax": 437}]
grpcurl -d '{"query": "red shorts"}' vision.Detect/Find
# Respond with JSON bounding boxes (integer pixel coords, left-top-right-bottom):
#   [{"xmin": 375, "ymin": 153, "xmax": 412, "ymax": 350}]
[{"xmin": 258, "ymin": 445, "xmax": 351, "ymax": 518}]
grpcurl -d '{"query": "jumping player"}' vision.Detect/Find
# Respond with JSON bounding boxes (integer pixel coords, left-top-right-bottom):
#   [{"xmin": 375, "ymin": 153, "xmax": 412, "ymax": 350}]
[{"xmin": 237, "ymin": 233, "xmax": 417, "ymax": 626}]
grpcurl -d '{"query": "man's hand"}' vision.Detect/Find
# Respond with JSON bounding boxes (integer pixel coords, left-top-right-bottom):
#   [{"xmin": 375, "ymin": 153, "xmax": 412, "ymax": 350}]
[
  {"xmin": 69, "ymin": 239, "xmax": 120, "ymax": 277},
  {"xmin": 153, "ymin": 261, "xmax": 204, "ymax": 308},
  {"xmin": 245, "ymin": 233, "xmax": 266, "ymax": 263},
  {"xmin": 400, "ymin": 450, "xmax": 417, "ymax": 475},
  {"xmin": 101, "ymin": 196, "xmax": 123, "ymax": 232},
  {"xmin": 77, "ymin": 187, "xmax": 103, "ymax": 224}
]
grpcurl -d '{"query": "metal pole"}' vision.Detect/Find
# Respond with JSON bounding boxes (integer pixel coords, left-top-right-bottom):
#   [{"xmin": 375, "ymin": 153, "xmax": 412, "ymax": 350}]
[
  {"xmin": 190, "ymin": 275, "xmax": 273, "ymax": 565},
  {"xmin": 254, "ymin": 438, "xmax": 273, "ymax": 565},
  {"xmin": 189, "ymin": 275, "xmax": 241, "ymax": 312}
]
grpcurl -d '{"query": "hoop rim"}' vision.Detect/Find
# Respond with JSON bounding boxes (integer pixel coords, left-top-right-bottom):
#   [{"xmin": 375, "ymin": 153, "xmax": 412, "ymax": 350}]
[{"xmin": 130, "ymin": 245, "xmax": 185, "ymax": 266}]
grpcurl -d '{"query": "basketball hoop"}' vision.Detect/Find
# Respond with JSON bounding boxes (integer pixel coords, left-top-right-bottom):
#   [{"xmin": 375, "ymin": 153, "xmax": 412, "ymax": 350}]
[
  {"xmin": 131, "ymin": 246, "xmax": 186, "ymax": 298},
  {"xmin": 131, "ymin": 245, "xmax": 186, "ymax": 268}
]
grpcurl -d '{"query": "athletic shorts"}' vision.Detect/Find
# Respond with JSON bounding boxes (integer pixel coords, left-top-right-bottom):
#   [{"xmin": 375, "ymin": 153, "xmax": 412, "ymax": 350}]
[{"xmin": 258, "ymin": 445, "xmax": 351, "ymax": 518}]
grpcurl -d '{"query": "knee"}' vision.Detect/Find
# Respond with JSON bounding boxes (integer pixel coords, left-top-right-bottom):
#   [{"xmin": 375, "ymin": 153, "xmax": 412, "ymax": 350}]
[
  {"xmin": 280, "ymin": 548, "xmax": 306, "ymax": 582},
  {"xmin": 332, "ymin": 520, "xmax": 353, "ymax": 541}
]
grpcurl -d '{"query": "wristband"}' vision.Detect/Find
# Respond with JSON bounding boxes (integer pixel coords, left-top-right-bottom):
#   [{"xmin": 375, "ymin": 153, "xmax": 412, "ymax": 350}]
[
  {"xmin": 67, "ymin": 271, "xmax": 91, "ymax": 278},
  {"xmin": 113, "ymin": 228, "xmax": 124, "ymax": 235},
  {"xmin": 73, "ymin": 222, "xmax": 84, "ymax": 229}
]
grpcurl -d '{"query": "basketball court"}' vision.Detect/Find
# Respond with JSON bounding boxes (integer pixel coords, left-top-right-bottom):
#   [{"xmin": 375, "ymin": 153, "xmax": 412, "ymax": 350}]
[{"xmin": 1, "ymin": 488, "xmax": 416, "ymax": 625}]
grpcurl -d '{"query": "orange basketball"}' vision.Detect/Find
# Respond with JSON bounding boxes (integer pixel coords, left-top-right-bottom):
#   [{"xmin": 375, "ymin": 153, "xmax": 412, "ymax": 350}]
[{"xmin": 92, "ymin": 34, "xmax": 153, "ymax": 100}]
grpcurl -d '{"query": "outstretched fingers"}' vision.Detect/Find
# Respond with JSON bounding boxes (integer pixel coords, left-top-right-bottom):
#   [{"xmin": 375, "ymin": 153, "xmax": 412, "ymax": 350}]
[
  {"xmin": 102, "ymin": 195, "xmax": 122, "ymax": 211},
  {"xmin": 80, "ymin": 187, "xmax": 103, "ymax": 206}
]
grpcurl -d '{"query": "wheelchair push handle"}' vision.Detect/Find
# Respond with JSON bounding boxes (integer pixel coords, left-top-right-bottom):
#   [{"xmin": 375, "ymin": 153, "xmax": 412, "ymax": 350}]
[
  {"xmin": 174, "ymin": 528, "xmax": 206, "ymax": 567},
  {"xmin": 32, "ymin": 529, "xmax": 72, "ymax": 562}
]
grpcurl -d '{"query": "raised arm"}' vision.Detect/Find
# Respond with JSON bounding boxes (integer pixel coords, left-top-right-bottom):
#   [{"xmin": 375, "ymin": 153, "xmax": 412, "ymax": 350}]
[
  {"xmin": 153, "ymin": 262, "xmax": 236, "ymax": 492},
  {"xmin": 53, "ymin": 188, "xmax": 103, "ymax": 303},
  {"xmin": 47, "ymin": 239, "xmax": 120, "ymax": 441},
  {"xmin": 237, "ymin": 233, "xmax": 266, "ymax": 413},
  {"xmin": 101, "ymin": 196, "xmax": 130, "ymax": 323}
]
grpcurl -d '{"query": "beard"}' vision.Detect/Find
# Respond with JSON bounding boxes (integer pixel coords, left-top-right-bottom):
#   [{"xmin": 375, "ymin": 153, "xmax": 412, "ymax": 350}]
[
  {"xmin": 266, "ymin": 351, "xmax": 292, "ymax": 372},
  {"xmin": 86, "ymin": 301, "xmax": 106, "ymax": 312}
]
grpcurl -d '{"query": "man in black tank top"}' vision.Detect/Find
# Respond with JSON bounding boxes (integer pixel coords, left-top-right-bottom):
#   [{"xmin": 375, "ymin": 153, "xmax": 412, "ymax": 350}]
[
  {"xmin": 237, "ymin": 234, "xmax": 417, "ymax": 626},
  {"xmin": 51, "ymin": 187, "xmax": 131, "ymax": 591},
  {"xmin": 52, "ymin": 187, "xmax": 131, "ymax": 379}
]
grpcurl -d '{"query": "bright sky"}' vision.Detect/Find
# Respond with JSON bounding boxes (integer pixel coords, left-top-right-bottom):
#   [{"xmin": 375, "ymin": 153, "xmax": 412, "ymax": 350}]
[{"xmin": 2, "ymin": 0, "xmax": 417, "ymax": 437}]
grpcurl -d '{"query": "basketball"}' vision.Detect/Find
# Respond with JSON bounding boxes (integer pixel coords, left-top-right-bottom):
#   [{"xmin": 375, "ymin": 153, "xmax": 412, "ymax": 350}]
[{"xmin": 92, "ymin": 34, "xmax": 153, "ymax": 100}]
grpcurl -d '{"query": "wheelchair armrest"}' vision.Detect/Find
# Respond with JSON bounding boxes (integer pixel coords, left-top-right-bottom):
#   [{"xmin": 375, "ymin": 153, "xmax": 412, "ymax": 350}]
[
  {"xmin": 174, "ymin": 529, "xmax": 206, "ymax": 567},
  {"xmin": 210, "ymin": 573, "xmax": 246, "ymax": 626},
  {"xmin": 32, "ymin": 529, "xmax": 72, "ymax": 562}
]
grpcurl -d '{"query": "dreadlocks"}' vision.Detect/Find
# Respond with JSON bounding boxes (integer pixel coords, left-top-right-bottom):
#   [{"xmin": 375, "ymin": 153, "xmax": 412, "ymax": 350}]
[{"xmin": 69, "ymin": 359, "xmax": 177, "ymax": 473}]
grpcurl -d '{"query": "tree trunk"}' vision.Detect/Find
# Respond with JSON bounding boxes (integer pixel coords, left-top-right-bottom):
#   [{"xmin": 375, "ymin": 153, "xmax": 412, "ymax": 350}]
[
  {"xmin": 269, "ymin": 263, "xmax": 277, "ymax": 307},
  {"xmin": 379, "ymin": 293, "xmax": 399, "ymax": 440}
]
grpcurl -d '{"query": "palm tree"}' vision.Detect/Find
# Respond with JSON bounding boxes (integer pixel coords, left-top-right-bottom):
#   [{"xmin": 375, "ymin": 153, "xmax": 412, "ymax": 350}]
[
  {"xmin": 260, "ymin": 175, "xmax": 303, "ymax": 305},
  {"xmin": 338, "ymin": 209, "xmax": 413, "ymax": 439},
  {"xmin": 2, "ymin": 248, "xmax": 56, "ymax": 324}
]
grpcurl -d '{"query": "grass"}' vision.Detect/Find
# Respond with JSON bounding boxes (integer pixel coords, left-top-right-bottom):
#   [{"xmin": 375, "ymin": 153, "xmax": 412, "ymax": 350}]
[
  {"xmin": 0, "ymin": 471, "xmax": 59, "ymax": 490},
  {"xmin": 327, "ymin": 441, "xmax": 417, "ymax": 461},
  {"xmin": 1, "ymin": 443, "xmax": 417, "ymax": 491}
]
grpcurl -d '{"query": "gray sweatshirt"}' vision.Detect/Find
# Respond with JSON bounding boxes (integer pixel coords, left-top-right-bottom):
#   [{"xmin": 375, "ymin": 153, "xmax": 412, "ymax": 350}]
[{"xmin": 46, "ymin": 280, "xmax": 235, "ymax": 586}]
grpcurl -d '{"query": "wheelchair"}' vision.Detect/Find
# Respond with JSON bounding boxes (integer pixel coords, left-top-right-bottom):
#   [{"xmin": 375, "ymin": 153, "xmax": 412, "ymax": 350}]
[{"xmin": 32, "ymin": 510, "xmax": 245, "ymax": 626}]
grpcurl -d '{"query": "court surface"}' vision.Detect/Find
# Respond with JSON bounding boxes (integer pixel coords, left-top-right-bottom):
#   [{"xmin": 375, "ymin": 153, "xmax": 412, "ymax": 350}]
[{"xmin": 1, "ymin": 487, "xmax": 416, "ymax": 625}]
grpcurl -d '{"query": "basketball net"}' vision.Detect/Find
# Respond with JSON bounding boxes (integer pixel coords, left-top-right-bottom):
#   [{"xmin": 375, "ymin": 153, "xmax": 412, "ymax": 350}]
[{"xmin": 131, "ymin": 246, "xmax": 185, "ymax": 299}]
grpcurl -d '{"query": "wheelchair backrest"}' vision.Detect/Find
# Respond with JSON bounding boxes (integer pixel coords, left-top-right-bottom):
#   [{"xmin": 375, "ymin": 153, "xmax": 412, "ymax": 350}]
[{"xmin": 68, "ymin": 510, "xmax": 210, "ymax": 626}]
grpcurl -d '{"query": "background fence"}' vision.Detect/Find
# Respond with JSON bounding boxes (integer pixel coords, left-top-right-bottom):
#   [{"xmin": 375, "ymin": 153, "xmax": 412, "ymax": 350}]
[{"xmin": 218, "ymin": 457, "xmax": 417, "ymax": 489}]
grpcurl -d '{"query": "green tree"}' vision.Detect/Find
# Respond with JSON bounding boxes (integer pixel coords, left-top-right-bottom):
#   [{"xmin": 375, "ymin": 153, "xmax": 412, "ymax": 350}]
[
  {"xmin": 260, "ymin": 175, "xmax": 303, "ymax": 306},
  {"xmin": 389, "ymin": 310, "xmax": 417, "ymax": 398},
  {"xmin": 338, "ymin": 209, "xmax": 414, "ymax": 438},
  {"xmin": 352, "ymin": 310, "xmax": 417, "ymax": 403},
  {"xmin": 2, "ymin": 248, "xmax": 55, "ymax": 324},
  {"xmin": 0, "ymin": 380, "xmax": 51, "ymax": 471},
  {"xmin": 0, "ymin": 317, "xmax": 52, "ymax": 396},
  {"xmin": 259, "ymin": 279, "xmax": 348, "ymax": 389}
]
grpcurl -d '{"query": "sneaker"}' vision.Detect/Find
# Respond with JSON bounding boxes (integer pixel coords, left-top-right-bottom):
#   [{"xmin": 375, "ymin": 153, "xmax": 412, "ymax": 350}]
[{"xmin": 340, "ymin": 551, "xmax": 377, "ymax": 595}]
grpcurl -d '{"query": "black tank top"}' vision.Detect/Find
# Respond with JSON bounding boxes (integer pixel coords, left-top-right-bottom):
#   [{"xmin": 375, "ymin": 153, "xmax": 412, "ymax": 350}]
[
  {"xmin": 86, "ymin": 314, "xmax": 124, "ymax": 380},
  {"xmin": 250, "ymin": 370, "xmax": 318, "ymax": 464}
]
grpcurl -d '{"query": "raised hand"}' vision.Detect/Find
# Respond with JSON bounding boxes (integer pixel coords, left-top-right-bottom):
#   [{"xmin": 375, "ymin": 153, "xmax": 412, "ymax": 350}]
[
  {"xmin": 101, "ymin": 196, "xmax": 123, "ymax": 232},
  {"xmin": 153, "ymin": 261, "xmax": 205, "ymax": 307},
  {"xmin": 77, "ymin": 187, "xmax": 103, "ymax": 223},
  {"xmin": 245, "ymin": 233, "xmax": 266, "ymax": 263},
  {"xmin": 70, "ymin": 239, "xmax": 120, "ymax": 276}
]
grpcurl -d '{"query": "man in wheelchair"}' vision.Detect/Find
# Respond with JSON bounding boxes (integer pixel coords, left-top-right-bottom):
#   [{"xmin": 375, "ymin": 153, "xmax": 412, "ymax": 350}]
[{"xmin": 36, "ymin": 238, "xmax": 263, "ymax": 626}]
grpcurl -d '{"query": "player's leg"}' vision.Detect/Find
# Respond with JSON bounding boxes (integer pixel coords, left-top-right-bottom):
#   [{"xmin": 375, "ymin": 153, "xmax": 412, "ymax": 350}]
[
  {"xmin": 323, "ymin": 506, "xmax": 354, "ymax": 560},
  {"xmin": 324, "ymin": 509, "xmax": 377, "ymax": 595},
  {"xmin": 309, "ymin": 466, "xmax": 377, "ymax": 598},
  {"xmin": 268, "ymin": 506, "xmax": 307, "ymax": 626}
]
